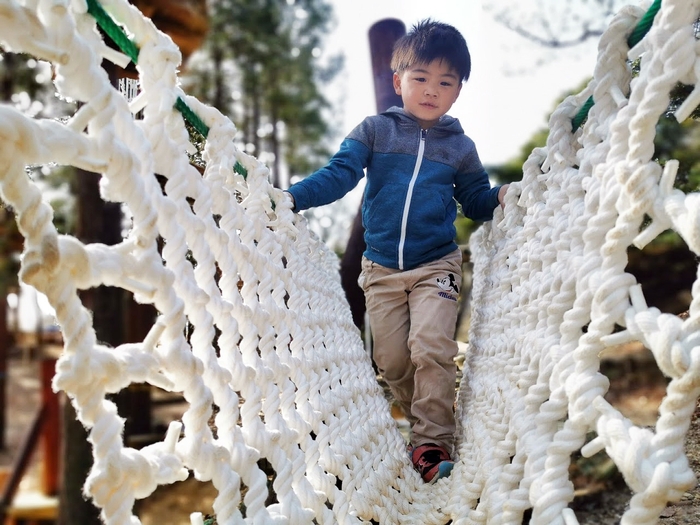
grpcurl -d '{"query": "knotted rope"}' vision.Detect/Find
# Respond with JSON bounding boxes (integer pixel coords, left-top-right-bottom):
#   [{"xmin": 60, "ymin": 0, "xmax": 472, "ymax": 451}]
[{"xmin": 1, "ymin": 1, "xmax": 699, "ymax": 524}]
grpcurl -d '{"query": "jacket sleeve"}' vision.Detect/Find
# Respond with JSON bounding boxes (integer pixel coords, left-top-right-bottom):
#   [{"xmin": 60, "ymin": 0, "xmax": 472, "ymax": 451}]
[
  {"xmin": 454, "ymin": 142, "xmax": 501, "ymax": 221},
  {"xmin": 455, "ymin": 170, "xmax": 501, "ymax": 221},
  {"xmin": 287, "ymin": 137, "xmax": 370, "ymax": 211}
]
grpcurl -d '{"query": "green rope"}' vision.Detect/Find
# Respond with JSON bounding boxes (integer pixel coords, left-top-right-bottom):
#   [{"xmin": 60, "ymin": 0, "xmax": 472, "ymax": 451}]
[
  {"xmin": 85, "ymin": 0, "xmax": 139, "ymax": 64},
  {"xmin": 87, "ymin": 0, "xmax": 248, "ymax": 179},
  {"xmin": 173, "ymin": 98, "xmax": 247, "ymax": 177},
  {"xmin": 571, "ymin": 0, "xmax": 663, "ymax": 131},
  {"xmin": 571, "ymin": 96, "xmax": 595, "ymax": 131},
  {"xmin": 627, "ymin": 0, "xmax": 663, "ymax": 48},
  {"xmin": 234, "ymin": 161, "xmax": 248, "ymax": 178},
  {"xmin": 174, "ymin": 96, "xmax": 209, "ymax": 138}
]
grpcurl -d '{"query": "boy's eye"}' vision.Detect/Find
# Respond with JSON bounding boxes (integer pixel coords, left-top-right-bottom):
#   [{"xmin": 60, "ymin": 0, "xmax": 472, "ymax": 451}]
[
  {"xmin": 441, "ymin": 82, "xmax": 453, "ymax": 87},
  {"xmin": 413, "ymin": 77, "xmax": 426, "ymax": 82}
]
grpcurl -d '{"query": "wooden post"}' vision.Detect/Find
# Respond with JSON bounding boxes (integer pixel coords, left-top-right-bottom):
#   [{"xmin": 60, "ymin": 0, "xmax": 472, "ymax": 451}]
[
  {"xmin": 122, "ymin": 300, "xmax": 155, "ymax": 440},
  {"xmin": 339, "ymin": 19, "xmax": 406, "ymax": 331},
  {"xmin": 368, "ymin": 19, "xmax": 406, "ymax": 114},
  {"xmin": 0, "ymin": 290, "xmax": 7, "ymax": 451},
  {"xmin": 40, "ymin": 349, "xmax": 60, "ymax": 496}
]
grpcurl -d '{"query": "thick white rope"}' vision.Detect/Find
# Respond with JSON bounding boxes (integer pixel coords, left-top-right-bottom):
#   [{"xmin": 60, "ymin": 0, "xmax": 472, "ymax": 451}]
[{"xmin": 0, "ymin": 0, "xmax": 699, "ymax": 524}]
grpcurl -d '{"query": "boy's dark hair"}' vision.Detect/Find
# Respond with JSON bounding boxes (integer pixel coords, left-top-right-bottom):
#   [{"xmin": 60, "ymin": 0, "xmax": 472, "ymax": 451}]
[{"xmin": 390, "ymin": 19, "xmax": 471, "ymax": 82}]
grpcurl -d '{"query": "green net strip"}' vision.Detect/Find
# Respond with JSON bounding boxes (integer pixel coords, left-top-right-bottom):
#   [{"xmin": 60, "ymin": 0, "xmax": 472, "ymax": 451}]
[
  {"xmin": 86, "ymin": 0, "xmax": 139, "ymax": 63},
  {"xmin": 85, "ymin": 0, "xmax": 248, "ymax": 178},
  {"xmin": 571, "ymin": 0, "xmax": 663, "ymax": 131}
]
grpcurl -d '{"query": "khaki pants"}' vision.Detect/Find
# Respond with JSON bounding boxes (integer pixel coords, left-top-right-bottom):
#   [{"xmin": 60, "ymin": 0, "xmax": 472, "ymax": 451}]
[{"xmin": 359, "ymin": 249, "xmax": 462, "ymax": 452}]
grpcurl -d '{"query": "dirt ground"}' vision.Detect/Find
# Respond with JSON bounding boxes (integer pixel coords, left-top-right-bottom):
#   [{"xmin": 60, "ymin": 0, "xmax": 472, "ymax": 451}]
[
  {"xmin": 571, "ymin": 406, "xmax": 700, "ymax": 525},
  {"xmin": 1, "ymin": 343, "xmax": 699, "ymax": 524},
  {"xmin": 570, "ymin": 344, "xmax": 700, "ymax": 525}
]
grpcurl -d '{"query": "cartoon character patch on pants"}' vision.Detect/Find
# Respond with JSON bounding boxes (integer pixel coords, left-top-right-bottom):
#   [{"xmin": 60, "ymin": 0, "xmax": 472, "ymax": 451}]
[{"xmin": 436, "ymin": 273, "xmax": 459, "ymax": 300}]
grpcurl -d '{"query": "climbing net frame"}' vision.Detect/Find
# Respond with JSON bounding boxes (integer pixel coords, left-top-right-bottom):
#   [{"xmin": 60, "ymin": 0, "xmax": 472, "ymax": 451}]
[{"xmin": 1, "ymin": 0, "xmax": 700, "ymax": 524}]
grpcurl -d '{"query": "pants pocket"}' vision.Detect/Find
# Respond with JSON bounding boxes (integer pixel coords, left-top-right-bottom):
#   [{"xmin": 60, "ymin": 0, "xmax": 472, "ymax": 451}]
[{"xmin": 358, "ymin": 257, "xmax": 372, "ymax": 291}]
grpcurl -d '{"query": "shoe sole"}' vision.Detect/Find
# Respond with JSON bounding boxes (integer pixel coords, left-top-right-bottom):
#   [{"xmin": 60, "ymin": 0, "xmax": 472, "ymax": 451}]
[{"xmin": 428, "ymin": 460, "xmax": 454, "ymax": 484}]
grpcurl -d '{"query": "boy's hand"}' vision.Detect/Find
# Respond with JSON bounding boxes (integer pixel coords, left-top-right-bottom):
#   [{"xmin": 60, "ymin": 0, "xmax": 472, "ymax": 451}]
[
  {"xmin": 497, "ymin": 184, "xmax": 509, "ymax": 209},
  {"xmin": 284, "ymin": 190, "xmax": 296, "ymax": 211}
]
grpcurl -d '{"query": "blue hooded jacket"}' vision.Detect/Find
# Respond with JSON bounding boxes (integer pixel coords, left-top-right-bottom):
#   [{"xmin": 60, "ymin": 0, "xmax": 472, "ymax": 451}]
[{"xmin": 288, "ymin": 107, "xmax": 501, "ymax": 270}]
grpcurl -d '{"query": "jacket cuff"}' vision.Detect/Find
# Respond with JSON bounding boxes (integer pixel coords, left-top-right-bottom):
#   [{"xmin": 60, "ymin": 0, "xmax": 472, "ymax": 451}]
[
  {"xmin": 283, "ymin": 190, "xmax": 296, "ymax": 211},
  {"xmin": 287, "ymin": 185, "xmax": 309, "ymax": 212}
]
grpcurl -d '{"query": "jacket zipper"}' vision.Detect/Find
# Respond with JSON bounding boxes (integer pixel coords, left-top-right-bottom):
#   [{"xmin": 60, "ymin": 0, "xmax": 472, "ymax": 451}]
[{"xmin": 398, "ymin": 128, "xmax": 426, "ymax": 270}]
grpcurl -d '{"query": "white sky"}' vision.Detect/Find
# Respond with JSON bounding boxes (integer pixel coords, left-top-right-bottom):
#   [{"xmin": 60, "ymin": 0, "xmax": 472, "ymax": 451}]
[{"xmin": 323, "ymin": 0, "xmax": 601, "ymax": 166}]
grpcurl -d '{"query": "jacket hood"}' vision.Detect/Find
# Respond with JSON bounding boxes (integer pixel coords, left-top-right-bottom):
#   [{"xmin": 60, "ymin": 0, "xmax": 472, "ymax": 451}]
[{"xmin": 382, "ymin": 106, "xmax": 464, "ymax": 135}]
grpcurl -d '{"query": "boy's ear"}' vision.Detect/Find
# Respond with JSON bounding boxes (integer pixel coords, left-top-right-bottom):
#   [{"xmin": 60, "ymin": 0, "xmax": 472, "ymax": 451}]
[{"xmin": 393, "ymin": 72, "xmax": 402, "ymax": 95}]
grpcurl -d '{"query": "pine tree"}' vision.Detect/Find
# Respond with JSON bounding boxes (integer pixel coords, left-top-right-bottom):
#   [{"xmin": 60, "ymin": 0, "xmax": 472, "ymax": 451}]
[{"xmin": 182, "ymin": 0, "xmax": 343, "ymax": 187}]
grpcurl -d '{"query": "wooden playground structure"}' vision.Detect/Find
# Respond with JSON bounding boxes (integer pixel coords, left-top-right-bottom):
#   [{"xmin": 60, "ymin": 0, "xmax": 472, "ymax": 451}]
[{"xmin": 0, "ymin": 292, "xmax": 187, "ymax": 524}]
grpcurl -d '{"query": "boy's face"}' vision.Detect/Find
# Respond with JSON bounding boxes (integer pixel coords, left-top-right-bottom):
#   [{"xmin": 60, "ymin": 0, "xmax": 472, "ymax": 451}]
[{"xmin": 393, "ymin": 60, "xmax": 462, "ymax": 129}]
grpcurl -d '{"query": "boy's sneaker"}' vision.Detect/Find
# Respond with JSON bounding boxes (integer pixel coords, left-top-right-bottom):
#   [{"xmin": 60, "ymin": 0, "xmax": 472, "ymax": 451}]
[{"xmin": 411, "ymin": 443, "xmax": 454, "ymax": 484}]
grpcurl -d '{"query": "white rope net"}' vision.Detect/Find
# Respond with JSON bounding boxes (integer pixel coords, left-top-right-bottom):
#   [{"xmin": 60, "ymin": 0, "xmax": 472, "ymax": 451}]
[{"xmin": 1, "ymin": 0, "xmax": 699, "ymax": 524}]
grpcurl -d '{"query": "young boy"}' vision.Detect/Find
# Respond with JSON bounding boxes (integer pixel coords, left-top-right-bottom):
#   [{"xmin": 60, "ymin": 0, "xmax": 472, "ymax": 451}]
[{"xmin": 285, "ymin": 19, "xmax": 508, "ymax": 483}]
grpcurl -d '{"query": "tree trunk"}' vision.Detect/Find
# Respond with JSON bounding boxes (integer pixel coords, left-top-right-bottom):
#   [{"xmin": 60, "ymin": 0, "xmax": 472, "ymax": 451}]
[
  {"xmin": 0, "ymin": 284, "xmax": 7, "ymax": 450},
  {"xmin": 59, "ymin": 165, "xmax": 123, "ymax": 523},
  {"xmin": 270, "ymin": 95, "xmax": 280, "ymax": 187},
  {"xmin": 59, "ymin": 58, "xmax": 125, "ymax": 523},
  {"xmin": 1, "ymin": 52, "xmax": 14, "ymax": 102},
  {"xmin": 211, "ymin": 42, "xmax": 227, "ymax": 112},
  {"xmin": 252, "ymin": 69, "xmax": 261, "ymax": 156}
]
